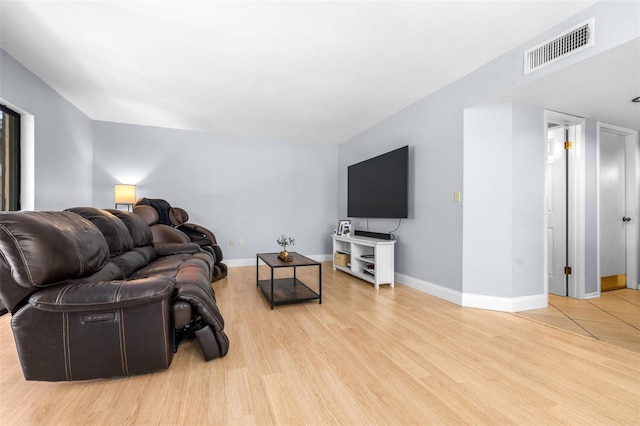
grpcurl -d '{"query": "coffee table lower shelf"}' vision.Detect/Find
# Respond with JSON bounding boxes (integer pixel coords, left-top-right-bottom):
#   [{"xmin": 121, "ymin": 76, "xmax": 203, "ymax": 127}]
[{"xmin": 258, "ymin": 278, "xmax": 320, "ymax": 308}]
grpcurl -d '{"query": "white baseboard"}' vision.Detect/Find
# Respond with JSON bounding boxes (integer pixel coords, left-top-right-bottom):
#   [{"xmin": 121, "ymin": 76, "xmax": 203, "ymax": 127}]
[
  {"xmin": 461, "ymin": 292, "xmax": 547, "ymax": 312},
  {"xmin": 395, "ymin": 272, "xmax": 462, "ymax": 305},
  {"xmin": 395, "ymin": 272, "xmax": 547, "ymax": 312},
  {"xmin": 226, "ymin": 258, "xmax": 255, "ymax": 267}
]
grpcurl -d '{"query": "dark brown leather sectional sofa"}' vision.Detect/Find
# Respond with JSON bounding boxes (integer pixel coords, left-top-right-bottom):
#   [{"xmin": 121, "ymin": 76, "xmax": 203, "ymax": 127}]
[{"xmin": 0, "ymin": 207, "xmax": 229, "ymax": 381}]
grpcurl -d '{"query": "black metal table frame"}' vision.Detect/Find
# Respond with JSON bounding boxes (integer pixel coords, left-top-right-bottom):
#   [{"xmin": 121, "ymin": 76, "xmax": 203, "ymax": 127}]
[{"xmin": 256, "ymin": 252, "xmax": 322, "ymax": 309}]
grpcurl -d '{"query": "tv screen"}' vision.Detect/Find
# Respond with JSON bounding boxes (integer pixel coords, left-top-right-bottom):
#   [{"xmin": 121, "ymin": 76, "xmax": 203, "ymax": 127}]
[{"xmin": 347, "ymin": 145, "xmax": 409, "ymax": 218}]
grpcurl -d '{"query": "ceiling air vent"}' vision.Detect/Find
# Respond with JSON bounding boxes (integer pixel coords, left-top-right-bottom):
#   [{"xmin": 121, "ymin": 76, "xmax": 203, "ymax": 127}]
[{"xmin": 524, "ymin": 18, "xmax": 594, "ymax": 75}]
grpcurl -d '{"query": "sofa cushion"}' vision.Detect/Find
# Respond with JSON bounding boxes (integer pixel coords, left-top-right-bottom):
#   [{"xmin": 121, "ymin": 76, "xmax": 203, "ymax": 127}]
[
  {"xmin": 110, "ymin": 250, "xmax": 152, "ymax": 279},
  {"xmin": 107, "ymin": 209, "xmax": 153, "ymax": 247},
  {"xmin": 130, "ymin": 251, "xmax": 208, "ymax": 279},
  {"xmin": 169, "ymin": 207, "xmax": 189, "ymax": 226},
  {"xmin": 0, "ymin": 211, "xmax": 109, "ymax": 290},
  {"xmin": 65, "ymin": 261, "xmax": 125, "ymax": 284},
  {"xmin": 66, "ymin": 207, "xmax": 133, "ymax": 256}
]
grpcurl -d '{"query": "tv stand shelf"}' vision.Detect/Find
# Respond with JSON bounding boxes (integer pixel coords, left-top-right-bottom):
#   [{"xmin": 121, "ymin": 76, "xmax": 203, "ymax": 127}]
[{"xmin": 332, "ymin": 234, "xmax": 396, "ymax": 289}]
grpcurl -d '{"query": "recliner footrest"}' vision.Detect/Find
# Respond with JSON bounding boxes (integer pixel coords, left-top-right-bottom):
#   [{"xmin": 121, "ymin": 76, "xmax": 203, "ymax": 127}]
[{"xmin": 195, "ymin": 325, "xmax": 221, "ymax": 361}]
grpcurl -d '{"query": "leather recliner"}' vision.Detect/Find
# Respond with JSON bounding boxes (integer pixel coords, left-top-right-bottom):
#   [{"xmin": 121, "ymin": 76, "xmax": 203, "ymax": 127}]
[
  {"xmin": 134, "ymin": 198, "xmax": 228, "ymax": 282},
  {"xmin": 0, "ymin": 207, "xmax": 229, "ymax": 381}
]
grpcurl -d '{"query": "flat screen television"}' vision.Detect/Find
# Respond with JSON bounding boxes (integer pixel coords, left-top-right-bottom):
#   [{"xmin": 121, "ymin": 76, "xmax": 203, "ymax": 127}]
[{"xmin": 347, "ymin": 145, "xmax": 409, "ymax": 218}]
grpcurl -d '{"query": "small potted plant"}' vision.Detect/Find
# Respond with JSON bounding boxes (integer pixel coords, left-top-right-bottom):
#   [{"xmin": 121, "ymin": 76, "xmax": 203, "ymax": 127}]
[{"xmin": 277, "ymin": 235, "xmax": 295, "ymax": 260}]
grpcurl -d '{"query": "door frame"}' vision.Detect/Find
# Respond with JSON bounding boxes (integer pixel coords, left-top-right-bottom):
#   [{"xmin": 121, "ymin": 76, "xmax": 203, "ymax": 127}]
[
  {"xmin": 596, "ymin": 122, "xmax": 639, "ymax": 291},
  {"xmin": 544, "ymin": 111, "xmax": 586, "ymax": 299}
]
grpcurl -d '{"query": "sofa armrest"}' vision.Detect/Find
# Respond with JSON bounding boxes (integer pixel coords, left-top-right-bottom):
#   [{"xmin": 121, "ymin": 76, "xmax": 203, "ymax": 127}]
[
  {"xmin": 28, "ymin": 276, "xmax": 174, "ymax": 312},
  {"xmin": 154, "ymin": 242, "xmax": 203, "ymax": 256}
]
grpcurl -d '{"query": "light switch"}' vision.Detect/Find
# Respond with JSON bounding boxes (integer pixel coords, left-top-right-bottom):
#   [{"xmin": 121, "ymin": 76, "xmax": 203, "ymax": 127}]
[{"xmin": 454, "ymin": 191, "xmax": 461, "ymax": 203}]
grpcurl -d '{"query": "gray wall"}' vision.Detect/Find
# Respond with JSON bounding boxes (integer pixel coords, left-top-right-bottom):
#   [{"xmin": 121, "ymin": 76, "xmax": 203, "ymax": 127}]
[
  {"xmin": 510, "ymin": 103, "xmax": 546, "ymax": 298},
  {"xmin": 463, "ymin": 104, "xmax": 514, "ymax": 297},
  {"xmin": 462, "ymin": 103, "xmax": 545, "ymax": 298},
  {"xmin": 0, "ymin": 50, "xmax": 93, "ymax": 210},
  {"xmin": 337, "ymin": 50, "xmax": 529, "ymax": 297},
  {"xmin": 584, "ymin": 120, "xmax": 599, "ymax": 295},
  {"xmin": 92, "ymin": 121, "xmax": 338, "ymax": 260},
  {"xmin": 337, "ymin": 87, "xmax": 467, "ymax": 292}
]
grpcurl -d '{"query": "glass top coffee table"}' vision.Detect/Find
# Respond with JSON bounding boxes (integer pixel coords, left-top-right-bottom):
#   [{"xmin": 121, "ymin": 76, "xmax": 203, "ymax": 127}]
[{"xmin": 256, "ymin": 252, "xmax": 322, "ymax": 309}]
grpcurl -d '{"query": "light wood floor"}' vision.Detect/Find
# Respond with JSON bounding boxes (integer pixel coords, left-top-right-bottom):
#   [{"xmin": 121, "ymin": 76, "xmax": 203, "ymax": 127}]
[
  {"xmin": 517, "ymin": 289, "xmax": 640, "ymax": 353},
  {"xmin": 1, "ymin": 263, "xmax": 639, "ymax": 425}
]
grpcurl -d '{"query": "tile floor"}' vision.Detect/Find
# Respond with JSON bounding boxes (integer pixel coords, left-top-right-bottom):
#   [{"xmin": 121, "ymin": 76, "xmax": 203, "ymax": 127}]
[{"xmin": 517, "ymin": 288, "xmax": 640, "ymax": 353}]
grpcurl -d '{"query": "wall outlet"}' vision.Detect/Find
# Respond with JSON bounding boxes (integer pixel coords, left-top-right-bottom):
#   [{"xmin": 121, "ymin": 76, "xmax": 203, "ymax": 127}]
[
  {"xmin": 239, "ymin": 238, "xmax": 245, "ymax": 245},
  {"xmin": 229, "ymin": 239, "xmax": 235, "ymax": 246}
]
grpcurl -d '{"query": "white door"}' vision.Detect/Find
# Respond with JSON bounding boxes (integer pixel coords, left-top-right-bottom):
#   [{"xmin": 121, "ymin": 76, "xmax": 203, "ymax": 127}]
[
  {"xmin": 599, "ymin": 129, "xmax": 636, "ymax": 291},
  {"xmin": 547, "ymin": 125, "xmax": 568, "ymax": 296}
]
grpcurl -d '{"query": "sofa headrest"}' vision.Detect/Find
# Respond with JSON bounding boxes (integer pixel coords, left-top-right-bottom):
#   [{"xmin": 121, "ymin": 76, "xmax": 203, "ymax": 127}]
[
  {"xmin": 65, "ymin": 207, "xmax": 133, "ymax": 256},
  {"xmin": 169, "ymin": 207, "xmax": 189, "ymax": 226},
  {"xmin": 134, "ymin": 198, "xmax": 172, "ymax": 225},
  {"xmin": 107, "ymin": 209, "xmax": 153, "ymax": 247},
  {"xmin": 0, "ymin": 211, "xmax": 109, "ymax": 290},
  {"xmin": 133, "ymin": 205, "xmax": 159, "ymax": 226}
]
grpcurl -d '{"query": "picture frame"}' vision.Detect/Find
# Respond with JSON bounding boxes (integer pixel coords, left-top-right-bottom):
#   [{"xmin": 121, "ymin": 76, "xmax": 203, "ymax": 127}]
[{"xmin": 338, "ymin": 219, "xmax": 351, "ymax": 236}]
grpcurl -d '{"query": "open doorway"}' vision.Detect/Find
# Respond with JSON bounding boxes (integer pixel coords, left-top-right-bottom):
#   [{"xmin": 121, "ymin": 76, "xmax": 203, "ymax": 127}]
[
  {"xmin": 597, "ymin": 123, "xmax": 639, "ymax": 292},
  {"xmin": 545, "ymin": 111, "xmax": 585, "ymax": 298}
]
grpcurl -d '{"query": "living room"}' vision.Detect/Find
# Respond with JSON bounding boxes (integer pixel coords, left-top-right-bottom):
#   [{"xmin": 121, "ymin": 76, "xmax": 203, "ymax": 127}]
[
  {"xmin": 0, "ymin": 0, "xmax": 639, "ymax": 423},
  {"xmin": 2, "ymin": 0, "xmax": 637, "ymax": 311}
]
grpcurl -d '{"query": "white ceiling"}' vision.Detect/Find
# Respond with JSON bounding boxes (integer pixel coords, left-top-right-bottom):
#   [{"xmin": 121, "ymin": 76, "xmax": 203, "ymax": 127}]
[
  {"xmin": 3, "ymin": 0, "xmax": 635, "ymax": 145},
  {"xmin": 494, "ymin": 36, "xmax": 640, "ymax": 130}
]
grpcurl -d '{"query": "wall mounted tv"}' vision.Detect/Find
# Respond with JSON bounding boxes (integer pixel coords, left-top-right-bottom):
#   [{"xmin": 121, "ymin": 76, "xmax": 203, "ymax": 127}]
[{"xmin": 347, "ymin": 145, "xmax": 409, "ymax": 219}]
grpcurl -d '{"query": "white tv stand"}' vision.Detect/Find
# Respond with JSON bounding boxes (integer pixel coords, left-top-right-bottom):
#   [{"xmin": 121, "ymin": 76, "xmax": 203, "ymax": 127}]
[{"xmin": 331, "ymin": 234, "xmax": 396, "ymax": 289}]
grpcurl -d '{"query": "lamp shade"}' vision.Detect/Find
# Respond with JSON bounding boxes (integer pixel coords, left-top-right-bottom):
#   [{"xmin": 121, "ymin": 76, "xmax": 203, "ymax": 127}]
[{"xmin": 114, "ymin": 184, "xmax": 136, "ymax": 204}]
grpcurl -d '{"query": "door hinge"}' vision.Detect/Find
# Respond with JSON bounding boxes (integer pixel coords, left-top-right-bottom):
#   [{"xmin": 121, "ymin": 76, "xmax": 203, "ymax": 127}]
[
  {"xmin": 564, "ymin": 266, "xmax": 572, "ymax": 275},
  {"xmin": 564, "ymin": 141, "xmax": 573, "ymax": 150}
]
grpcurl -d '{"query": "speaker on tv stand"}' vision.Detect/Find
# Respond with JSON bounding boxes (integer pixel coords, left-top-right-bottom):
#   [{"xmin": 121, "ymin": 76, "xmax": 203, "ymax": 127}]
[{"xmin": 354, "ymin": 230, "xmax": 394, "ymax": 240}]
